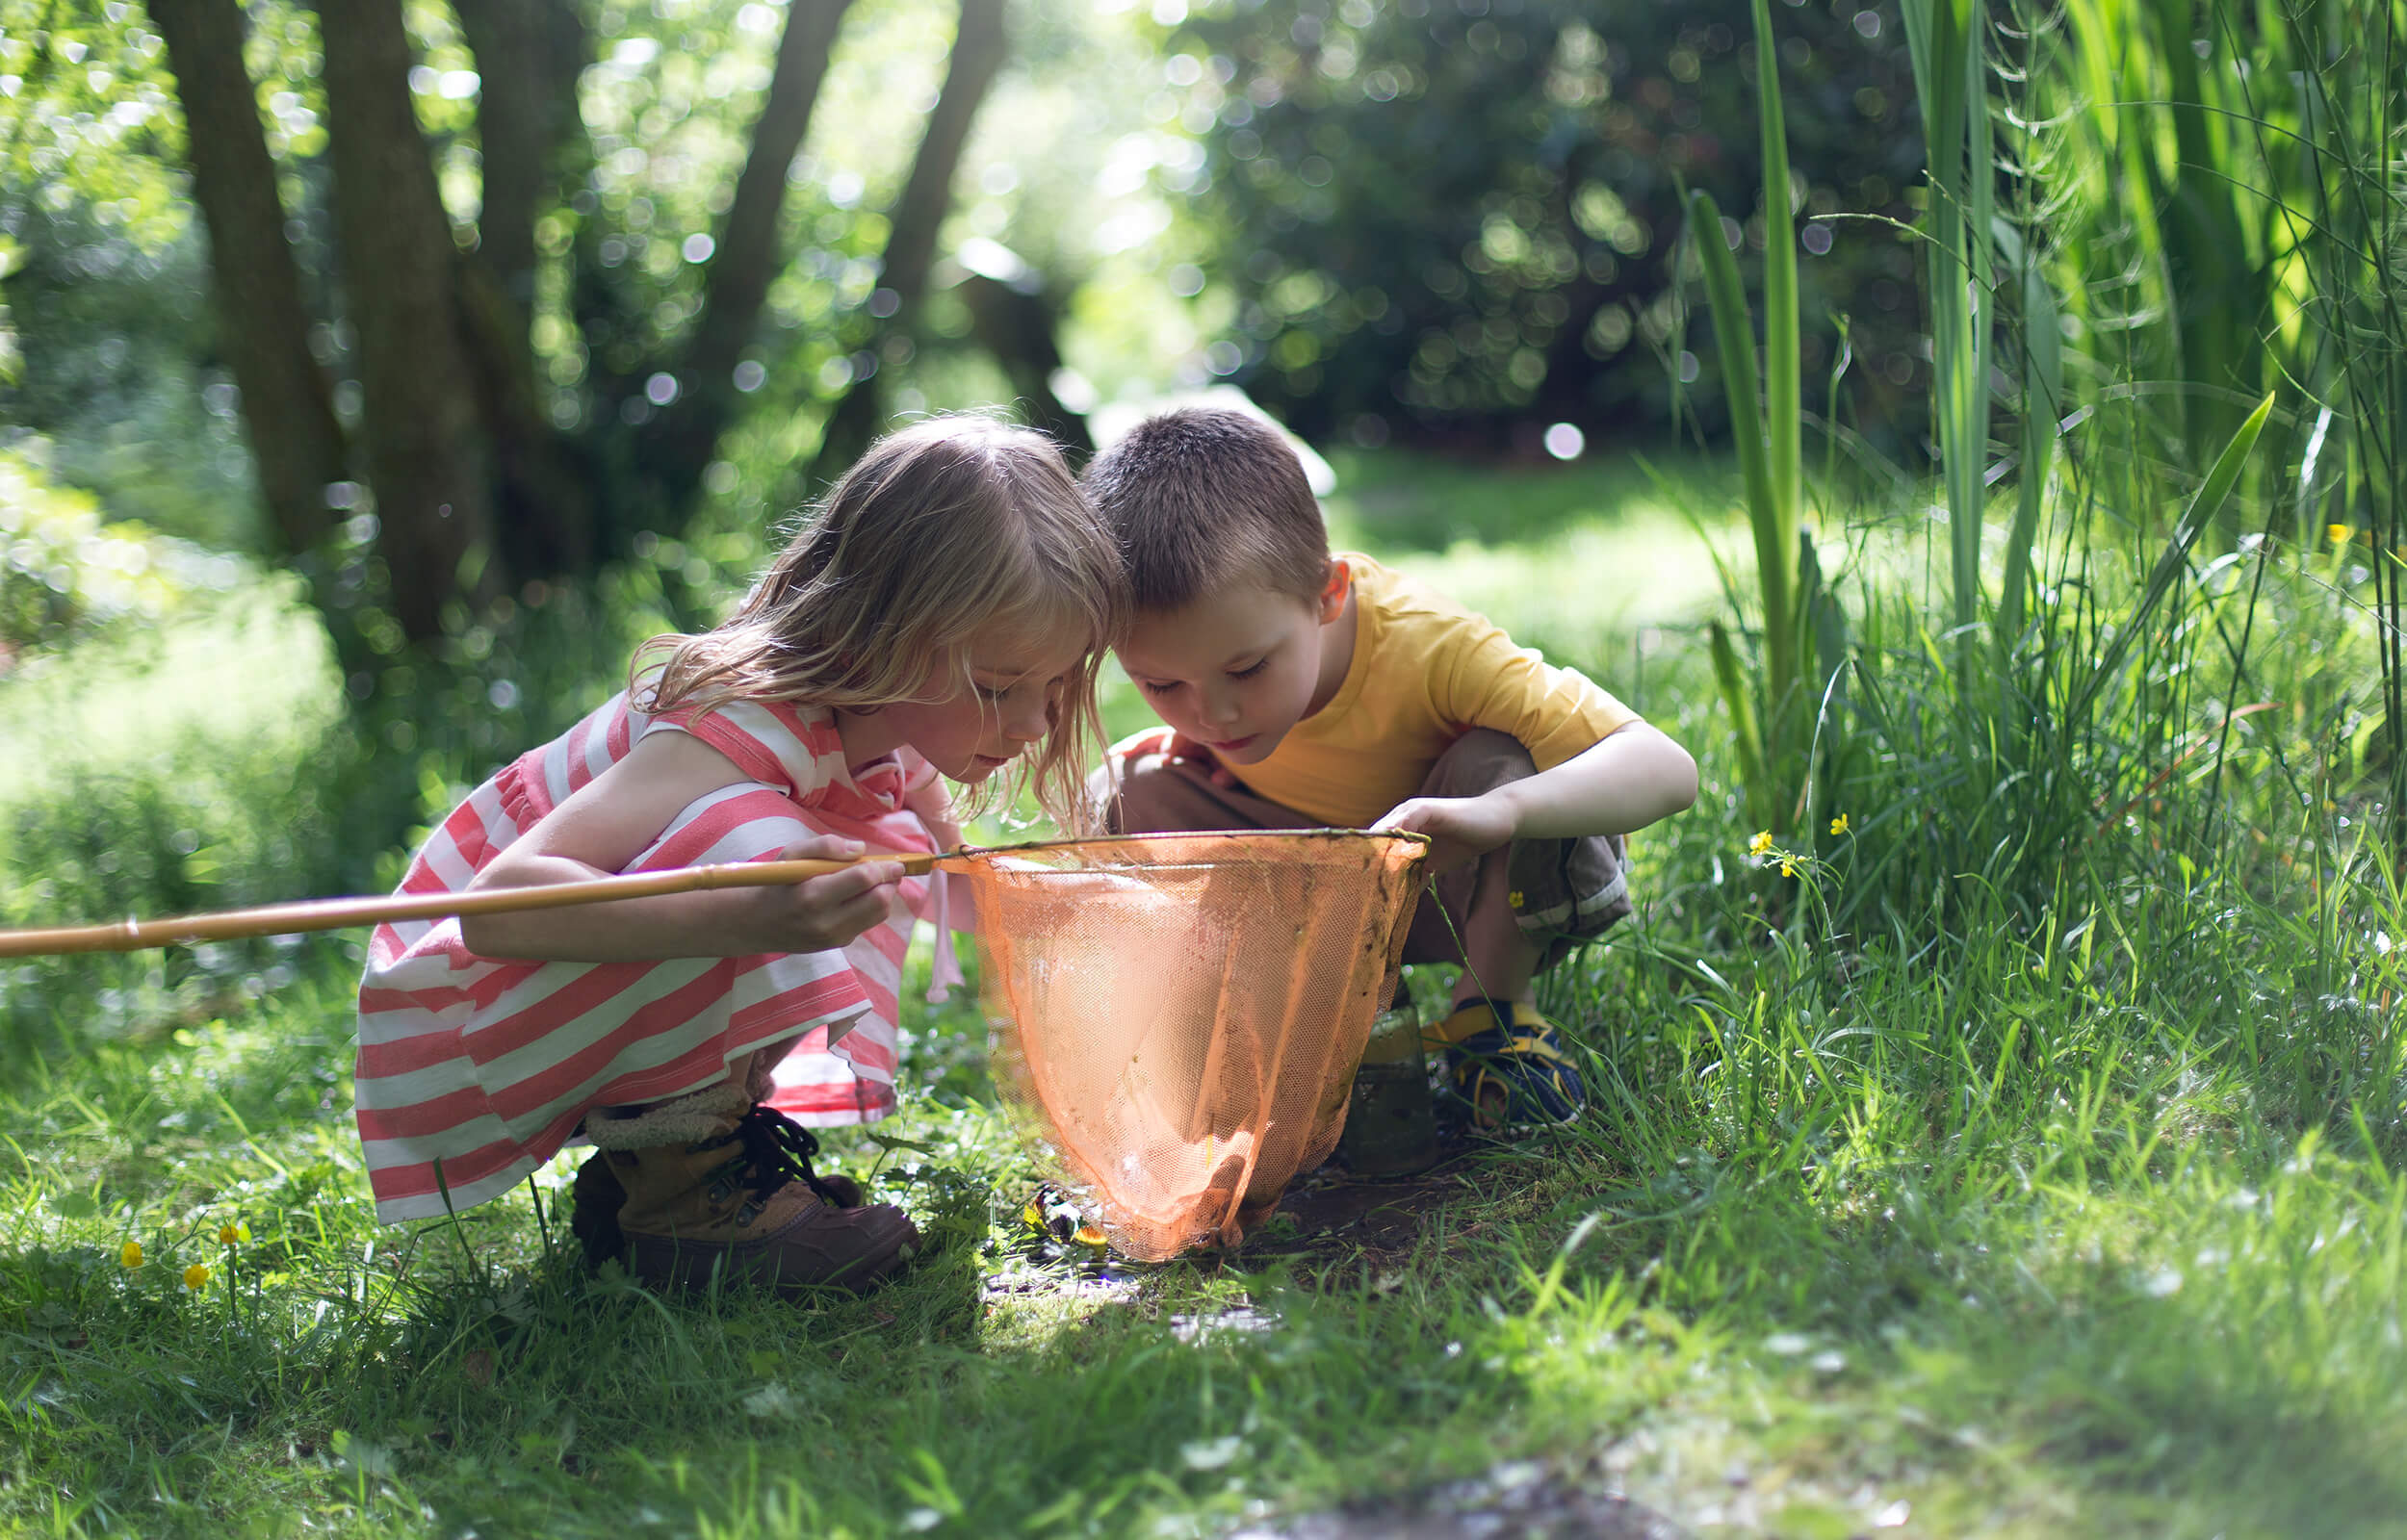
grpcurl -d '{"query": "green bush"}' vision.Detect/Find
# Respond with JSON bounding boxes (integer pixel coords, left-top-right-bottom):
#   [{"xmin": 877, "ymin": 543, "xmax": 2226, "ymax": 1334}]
[{"xmin": 0, "ymin": 442, "xmax": 231, "ymax": 662}]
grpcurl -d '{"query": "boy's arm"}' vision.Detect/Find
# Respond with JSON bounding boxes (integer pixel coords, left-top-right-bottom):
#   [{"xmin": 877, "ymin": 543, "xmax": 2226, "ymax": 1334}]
[{"xmin": 1371, "ymin": 721, "xmax": 1698, "ymax": 874}]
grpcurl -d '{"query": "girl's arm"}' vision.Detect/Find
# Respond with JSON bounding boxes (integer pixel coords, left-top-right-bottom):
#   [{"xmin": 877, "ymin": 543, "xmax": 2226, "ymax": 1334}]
[
  {"xmin": 460, "ymin": 732, "xmax": 905, "ymax": 962},
  {"xmin": 901, "ymin": 769, "xmax": 967, "ymax": 854}
]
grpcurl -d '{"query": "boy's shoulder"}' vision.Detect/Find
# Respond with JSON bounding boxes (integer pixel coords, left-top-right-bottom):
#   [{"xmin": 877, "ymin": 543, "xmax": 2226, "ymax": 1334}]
[{"xmin": 1344, "ymin": 552, "xmax": 1517, "ymax": 654}]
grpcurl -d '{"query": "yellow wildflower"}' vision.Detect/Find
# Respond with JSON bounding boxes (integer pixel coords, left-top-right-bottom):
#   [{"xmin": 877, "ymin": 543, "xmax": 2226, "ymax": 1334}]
[
  {"xmin": 119, "ymin": 1241, "xmax": 143, "ymax": 1270},
  {"xmin": 182, "ymin": 1264, "xmax": 211, "ymax": 1292},
  {"xmin": 1780, "ymin": 860, "xmax": 1797, "ymax": 879},
  {"xmin": 1828, "ymin": 812, "xmax": 1850, "ymax": 836},
  {"xmin": 1073, "ymin": 1223, "xmax": 1108, "ymax": 1248},
  {"xmin": 218, "ymin": 1221, "xmax": 249, "ymax": 1245},
  {"xmin": 2328, "ymin": 523, "xmax": 2354, "ymax": 547},
  {"xmin": 1508, "ymin": 889, "xmax": 1524, "ymax": 909},
  {"xmin": 1748, "ymin": 830, "xmax": 1773, "ymax": 857}
]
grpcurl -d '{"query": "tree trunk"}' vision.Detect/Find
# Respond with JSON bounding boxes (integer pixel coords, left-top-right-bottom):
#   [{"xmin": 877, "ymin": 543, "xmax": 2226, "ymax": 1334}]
[
  {"xmin": 315, "ymin": 0, "xmax": 496, "ymax": 641},
  {"xmin": 960, "ymin": 272, "xmax": 1094, "ymax": 458},
  {"xmin": 451, "ymin": 0, "xmax": 603, "ymax": 580},
  {"xmin": 145, "ymin": 0, "xmax": 348, "ymax": 561},
  {"xmin": 629, "ymin": 0, "xmax": 856, "ymax": 526},
  {"xmin": 454, "ymin": 0, "xmax": 587, "ymax": 328},
  {"xmin": 811, "ymin": 0, "xmax": 1009, "ymax": 480}
]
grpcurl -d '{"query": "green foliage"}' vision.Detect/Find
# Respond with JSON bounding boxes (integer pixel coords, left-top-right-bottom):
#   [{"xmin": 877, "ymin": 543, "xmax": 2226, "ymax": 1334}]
[
  {"xmin": 0, "ymin": 439, "xmax": 233, "ymax": 659},
  {"xmin": 0, "ymin": 205, "xmax": 261, "ymax": 550},
  {"xmin": 1170, "ymin": 0, "xmax": 1929, "ymax": 449},
  {"xmin": 0, "ymin": 0, "xmax": 188, "ymax": 244}
]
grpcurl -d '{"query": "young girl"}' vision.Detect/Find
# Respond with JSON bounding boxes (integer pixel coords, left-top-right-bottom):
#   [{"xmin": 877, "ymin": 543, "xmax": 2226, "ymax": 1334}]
[{"xmin": 354, "ymin": 417, "xmax": 1124, "ymax": 1294}]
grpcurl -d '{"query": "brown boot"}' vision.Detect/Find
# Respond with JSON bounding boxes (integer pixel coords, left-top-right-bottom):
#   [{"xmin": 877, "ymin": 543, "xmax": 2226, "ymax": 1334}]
[{"xmin": 576, "ymin": 1083, "xmax": 919, "ymax": 1295}]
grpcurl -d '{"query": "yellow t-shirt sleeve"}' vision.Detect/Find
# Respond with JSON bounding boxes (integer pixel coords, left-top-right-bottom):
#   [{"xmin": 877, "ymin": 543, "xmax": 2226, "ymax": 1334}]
[{"xmin": 1434, "ymin": 622, "xmax": 1641, "ymax": 771}]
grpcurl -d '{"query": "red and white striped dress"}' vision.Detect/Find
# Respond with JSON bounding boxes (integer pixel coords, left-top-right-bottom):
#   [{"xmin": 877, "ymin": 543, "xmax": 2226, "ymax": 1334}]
[{"xmin": 353, "ymin": 690, "xmax": 960, "ymax": 1223}]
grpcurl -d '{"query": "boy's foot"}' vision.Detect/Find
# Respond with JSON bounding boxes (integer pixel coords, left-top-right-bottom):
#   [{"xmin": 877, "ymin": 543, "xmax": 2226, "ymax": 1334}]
[
  {"xmin": 574, "ymin": 1104, "xmax": 919, "ymax": 1294},
  {"xmin": 1428, "ymin": 998, "xmax": 1587, "ymax": 1129}
]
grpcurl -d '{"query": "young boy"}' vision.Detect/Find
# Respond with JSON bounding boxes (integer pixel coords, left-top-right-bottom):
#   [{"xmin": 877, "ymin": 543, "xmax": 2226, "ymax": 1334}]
[{"xmin": 1083, "ymin": 406, "xmax": 1697, "ymax": 1127}]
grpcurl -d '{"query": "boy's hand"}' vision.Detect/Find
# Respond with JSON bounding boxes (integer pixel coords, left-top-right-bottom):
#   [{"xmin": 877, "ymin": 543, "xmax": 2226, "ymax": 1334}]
[
  {"xmin": 1371, "ymin": 793, "xmax": 1517, "ymax": 874},
  {"xmin": 1153, "ymin": 729, "xmax": 1240, "ymax": 789}
]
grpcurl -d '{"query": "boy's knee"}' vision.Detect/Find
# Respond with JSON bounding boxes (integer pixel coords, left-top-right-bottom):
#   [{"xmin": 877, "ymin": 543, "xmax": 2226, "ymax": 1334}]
[
  {"xmin": 1422, "ymin": 729, "xmax": 1538, "ymax": 800},
  {"xmin": 1082, "ymin": 758, "xmax": 1127, "ymax": 835},
  {"xmin": 1092, "ymin": 751, "xmax": 1217, "ymax": 835}
]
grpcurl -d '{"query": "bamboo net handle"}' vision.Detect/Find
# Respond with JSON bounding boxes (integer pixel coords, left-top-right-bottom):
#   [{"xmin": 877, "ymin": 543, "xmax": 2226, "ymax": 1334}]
[{"xmin": 0, "ymin": 850, "xmax": 945, "ymax": 959}]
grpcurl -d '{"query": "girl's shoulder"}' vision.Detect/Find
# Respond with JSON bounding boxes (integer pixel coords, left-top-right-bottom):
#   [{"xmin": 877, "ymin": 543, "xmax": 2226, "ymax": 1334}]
[{"xmin": 639, "ymin": 695, "xmax": 848, "ymax": 801}]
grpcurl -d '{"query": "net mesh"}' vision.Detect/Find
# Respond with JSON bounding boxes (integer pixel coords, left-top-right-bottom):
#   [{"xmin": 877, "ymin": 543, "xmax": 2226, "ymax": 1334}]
[{"xmin": 969, "ymin": 830, "xmax": 1428, "ymax": 1261}]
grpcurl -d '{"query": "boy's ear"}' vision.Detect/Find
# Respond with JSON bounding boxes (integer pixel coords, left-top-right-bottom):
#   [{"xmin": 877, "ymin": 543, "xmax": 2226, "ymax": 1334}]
[{"xmin": 1314, "ymin": 558, "xmax": 1350, "ymax": 625}]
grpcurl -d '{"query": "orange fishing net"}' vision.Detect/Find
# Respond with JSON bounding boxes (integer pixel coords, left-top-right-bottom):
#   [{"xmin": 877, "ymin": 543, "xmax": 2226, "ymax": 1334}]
[{"xmin": 968, "ymin": 830, "xmax": 1428, "ymax": 1260}]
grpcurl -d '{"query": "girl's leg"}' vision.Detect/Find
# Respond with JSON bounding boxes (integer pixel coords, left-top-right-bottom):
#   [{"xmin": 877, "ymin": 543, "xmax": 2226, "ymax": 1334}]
[{"xmin": 571, "ymin": 1038, "xmax": 921, "ymax": 1294}]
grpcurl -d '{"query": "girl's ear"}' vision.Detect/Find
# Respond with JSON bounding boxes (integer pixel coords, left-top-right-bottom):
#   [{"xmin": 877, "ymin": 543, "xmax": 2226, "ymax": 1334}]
[{"xmin": 1314, "ymin": 558, "xmax": 1351, "ymax": 626}]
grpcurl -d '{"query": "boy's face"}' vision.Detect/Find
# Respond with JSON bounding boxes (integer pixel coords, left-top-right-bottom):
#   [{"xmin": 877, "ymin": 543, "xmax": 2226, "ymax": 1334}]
[{"xmin": 1117, "ymin": 564, "xmax": 1351, "ymax": 765}]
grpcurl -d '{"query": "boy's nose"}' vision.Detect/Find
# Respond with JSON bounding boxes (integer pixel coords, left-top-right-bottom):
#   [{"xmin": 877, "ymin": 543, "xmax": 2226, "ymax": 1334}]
[{"xmin": 1199, "ymin": 684, "xmax": 1242, "ymax": 728}]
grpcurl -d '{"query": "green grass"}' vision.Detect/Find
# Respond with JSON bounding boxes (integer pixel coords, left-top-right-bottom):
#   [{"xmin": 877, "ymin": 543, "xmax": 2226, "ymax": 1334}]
[{"xmin": 3, "ymin": 450, "xmax": 2403, "ymax": 1536}]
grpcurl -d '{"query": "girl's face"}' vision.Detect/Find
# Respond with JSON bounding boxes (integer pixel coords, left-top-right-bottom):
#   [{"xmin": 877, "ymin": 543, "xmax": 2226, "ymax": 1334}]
[{"xmin": 842, "ymin": 616, "xmax": 1089, "ymax": 783}]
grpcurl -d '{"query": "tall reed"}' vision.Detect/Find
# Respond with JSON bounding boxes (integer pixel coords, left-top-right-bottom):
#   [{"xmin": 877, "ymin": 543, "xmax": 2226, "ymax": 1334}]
[{"xmin": 1689, "ymin": 0, "xmax": 1813, "ymax": 839}]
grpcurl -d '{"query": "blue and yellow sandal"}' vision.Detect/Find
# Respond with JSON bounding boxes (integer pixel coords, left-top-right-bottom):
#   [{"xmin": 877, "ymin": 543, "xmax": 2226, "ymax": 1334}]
[{"xmin": 1428, "ymin": 998, "xmax": 1587, "ymax": 1128}]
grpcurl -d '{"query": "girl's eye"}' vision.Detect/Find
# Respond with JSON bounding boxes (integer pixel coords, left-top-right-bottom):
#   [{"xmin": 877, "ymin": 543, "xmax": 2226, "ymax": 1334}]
[
  {"xmin": 975, "ymin": 681, "xmax": 1011, "ymax": 702},
  {"xmin": 1135, "ymin": 680, "xmax": 1178, "ymax": 697},
  {"xmin": 1229, "ymin": 659, "xmax": 1268, "ymax": 680}
]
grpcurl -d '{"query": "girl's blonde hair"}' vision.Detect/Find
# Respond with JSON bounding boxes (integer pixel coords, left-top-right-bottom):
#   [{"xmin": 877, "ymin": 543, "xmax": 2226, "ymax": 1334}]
[{"xmin": 636, "ymin": 415, "xmax": 1126, "ymax": 831}]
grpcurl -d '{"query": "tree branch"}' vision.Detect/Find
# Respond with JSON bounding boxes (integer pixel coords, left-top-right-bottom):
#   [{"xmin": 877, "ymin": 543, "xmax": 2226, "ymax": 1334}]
[
  {"xmin": 628, "ymin": 0, "xmax": 855, "ymax": 525},
  {"xmin": 811, "ymin": 0, "xmax": 1009, "ymax": 480}
]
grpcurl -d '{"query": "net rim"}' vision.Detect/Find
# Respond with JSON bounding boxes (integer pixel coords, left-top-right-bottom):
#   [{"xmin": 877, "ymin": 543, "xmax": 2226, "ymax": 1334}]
[{"xmin": 959, "ymin": 828, "xmax": 1432, "ymax": 863}]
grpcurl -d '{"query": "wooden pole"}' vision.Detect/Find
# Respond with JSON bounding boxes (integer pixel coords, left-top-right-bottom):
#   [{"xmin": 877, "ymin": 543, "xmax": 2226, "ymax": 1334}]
[{"xmin": 0, "ymin": 851, "xmax": 945, "ymax": 959}]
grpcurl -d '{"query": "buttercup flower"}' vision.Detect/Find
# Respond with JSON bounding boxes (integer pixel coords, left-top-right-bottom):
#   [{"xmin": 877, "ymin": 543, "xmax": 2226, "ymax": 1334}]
[
  {"xmin": 218, "ymin": 1221, "xmax": 249, "ymax": 1245},
  {"xmin": 182, "ymin": 1264, "xmax": 211, "ymax": 1292},
  {"xmin": 119, "ymin": 1241, "xmax": 143, "ymax": 1270},
  {"xmin": 1829, "ymin": 813, "xmax": 1850, "ymax": 836},
  {"xmin": 2329, "ymin": 524, "xmax": 2354, "ymax": 547},
  {"xmin": 1748, "ymin": 830, "xmax": 1773, "ymax": 857}
]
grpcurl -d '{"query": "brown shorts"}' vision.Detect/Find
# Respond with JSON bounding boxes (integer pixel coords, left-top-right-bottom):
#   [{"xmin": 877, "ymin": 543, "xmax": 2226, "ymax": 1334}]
[{"xmin": 1090, "ymin": 729, "xmax": 1632, "ymax": 974}]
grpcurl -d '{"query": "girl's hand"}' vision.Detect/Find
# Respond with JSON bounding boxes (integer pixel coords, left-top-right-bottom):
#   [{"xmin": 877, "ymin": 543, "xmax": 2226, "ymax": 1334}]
[
  {"xmin": 1371, "ymin": 792, "xmax": 1517, "ymax": 875},
  {"xmin": 736, "ymin": 835, "xmax": 905, "ymax": 954}
]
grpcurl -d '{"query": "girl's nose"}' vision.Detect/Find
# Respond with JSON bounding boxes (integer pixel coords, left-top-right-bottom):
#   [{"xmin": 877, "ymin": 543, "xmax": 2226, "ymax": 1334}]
[{"xmin": 1004, "ymin": 690, "xmax": 1050, "ymax": 742}]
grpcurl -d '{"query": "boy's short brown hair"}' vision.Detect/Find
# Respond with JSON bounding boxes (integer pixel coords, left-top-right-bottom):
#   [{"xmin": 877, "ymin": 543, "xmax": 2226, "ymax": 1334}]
[{"xmin": 1080, "ymin": 406, "xmax": 1331, "ymax": 610}]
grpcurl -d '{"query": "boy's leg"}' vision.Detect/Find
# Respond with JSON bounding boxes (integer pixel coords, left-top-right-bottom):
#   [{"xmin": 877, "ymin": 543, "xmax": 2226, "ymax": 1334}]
[
  {"xmin": 1088, "ymin": 738, "xmax": 1322, "ymax": 835},
  {"xmin": 1402, "ymin": 731, "xmax": 1632, "ymax": 1125}
]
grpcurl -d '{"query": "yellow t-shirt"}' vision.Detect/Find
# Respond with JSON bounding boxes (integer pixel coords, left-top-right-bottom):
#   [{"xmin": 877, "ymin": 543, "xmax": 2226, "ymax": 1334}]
[{"xmin": 1222, "ymin": 553, "xmax": 1641, "ymax": 828}]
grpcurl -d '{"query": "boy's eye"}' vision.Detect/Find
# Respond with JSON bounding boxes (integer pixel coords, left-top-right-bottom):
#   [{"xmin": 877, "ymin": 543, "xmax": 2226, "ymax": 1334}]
[{"xmin": 1228, "ymin": 659, "xmax": 1268, "ymax": 680}]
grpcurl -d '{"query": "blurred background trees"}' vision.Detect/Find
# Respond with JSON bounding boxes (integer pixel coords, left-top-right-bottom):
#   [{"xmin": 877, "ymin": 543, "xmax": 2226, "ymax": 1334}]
[
  {"xmin": 2, "ymin": 0, "xmax": 2360, "ymax": 701},
  {"xmin": 1172, "ymin": 0, "xmax": 1924, "ymax": 455},
  {"xmin": 2, "ymin": 0, "xmax": 1946, "ymax": 669}
]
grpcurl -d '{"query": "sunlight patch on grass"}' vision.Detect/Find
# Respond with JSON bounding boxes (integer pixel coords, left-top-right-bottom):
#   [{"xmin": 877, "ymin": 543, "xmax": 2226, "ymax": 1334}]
[{"xmin": 0, "ymin": 579, "xmax": 335, "ymax": 808}]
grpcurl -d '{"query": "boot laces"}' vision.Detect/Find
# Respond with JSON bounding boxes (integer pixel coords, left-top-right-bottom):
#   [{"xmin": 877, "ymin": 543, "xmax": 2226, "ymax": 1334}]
[{"xmin": 728, "ymin": 1104, "xmax": 852, "ymax": 1210}]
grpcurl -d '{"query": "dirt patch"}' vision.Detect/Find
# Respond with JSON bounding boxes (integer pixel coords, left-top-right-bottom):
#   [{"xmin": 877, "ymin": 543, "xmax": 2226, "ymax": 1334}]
[
  {"xmin": 1229, "ymin": 1459, "xmax": 1691, "ymax": 1540},
  {"xmin": 1254, "ymin": 1156, "xmax": 1477, "ymax": 1252}
]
